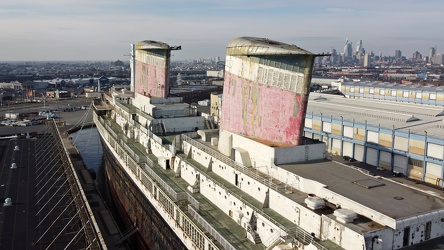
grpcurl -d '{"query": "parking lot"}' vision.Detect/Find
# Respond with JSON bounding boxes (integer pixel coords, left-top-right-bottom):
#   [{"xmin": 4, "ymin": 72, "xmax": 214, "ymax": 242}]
[{"xmin": 0, "ymin": 97, "xmax": 94, "ymax": 136}]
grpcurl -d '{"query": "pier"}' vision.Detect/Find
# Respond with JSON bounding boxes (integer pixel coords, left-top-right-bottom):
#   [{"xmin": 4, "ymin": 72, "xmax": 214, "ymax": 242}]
[{"xmin": 0, "ymin": 106, "xmax": 124, "ymax": 249}]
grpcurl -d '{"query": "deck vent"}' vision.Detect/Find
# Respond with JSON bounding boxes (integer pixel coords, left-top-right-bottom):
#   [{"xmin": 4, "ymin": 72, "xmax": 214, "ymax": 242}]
[
  {"xmin": 314, "ymin": 95, "xmax": 327, "ymax": 101},
  {"xmin": 11, "ymin": 163, "xmax": 17, "ymax": 169},
  {"xmin": 352, "ymin": 179, "xmax": 385, "ymax": 189},
  {"xmin": 305, "ymin": 196, "xmax": 325, "ymax": 210},
  {"xmin": 334, "ymin": 208, "xmax": 357, "ymax": 223},
  {"xmin": 406, "ymin": 115, "xmax": 419, "ymax": 122},
  {"xmin": 4, "ymin": 198, "xmax": 12, "ymax": 206},
  {"xmin": 14, "ymin": 145, "xmax": 19, "ymax": 151}
]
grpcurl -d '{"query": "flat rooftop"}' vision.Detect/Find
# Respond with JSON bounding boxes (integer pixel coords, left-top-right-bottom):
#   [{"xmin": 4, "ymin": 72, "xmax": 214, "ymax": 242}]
[
  {"xmin": 0, "ymin": 137, "xmax": 88, "ymax": 249},
  {"xmin": 0, "ymin": 126, "xmax": 120, "ymax": 249},
  {"xmin": 280, "ymin": 159, "xmax": 444, "ymax": 220}
]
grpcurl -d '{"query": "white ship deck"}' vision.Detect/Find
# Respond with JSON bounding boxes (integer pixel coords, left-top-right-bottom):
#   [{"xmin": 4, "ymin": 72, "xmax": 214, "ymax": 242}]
[
  {"xmin": 97, "ymin": 114, "xmax": 340, "ymax": 249},
  {"xmin": 280, "ymin": 160, "xmax": 444, "ymax": 220},
  {"xmin": 95, "ymin": 93, "xmax": 444, "ymax": 250}
]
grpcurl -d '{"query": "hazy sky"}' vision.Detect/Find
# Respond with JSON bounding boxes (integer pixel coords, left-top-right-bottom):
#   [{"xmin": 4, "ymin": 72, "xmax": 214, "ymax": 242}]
[{"xmin": 1, "ymin": 0, "xmax": 443, "ymax": 61}]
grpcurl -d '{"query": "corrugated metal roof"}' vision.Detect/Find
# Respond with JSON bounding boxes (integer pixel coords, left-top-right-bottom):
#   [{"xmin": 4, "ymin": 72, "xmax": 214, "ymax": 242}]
[
  {"xmin": 343, "ymin": 81, "xmax": 444, "ymax": 91},
  {"xmin": 226, "ymin": 37, "xmax": 313, "ymax": 56},
  {"xmin": 136, "ymin": 40, "xmax": 170, "ymax": 50},
  {"xmin": 307, "ymin": 94, "xmax": 444, "ymax": 138}
]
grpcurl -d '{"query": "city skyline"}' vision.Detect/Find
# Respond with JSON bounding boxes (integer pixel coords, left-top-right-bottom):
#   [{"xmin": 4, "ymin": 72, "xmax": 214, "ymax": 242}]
[{"xmin": 1, "ymin": 0, "xmax": 443, "ymax": 61}]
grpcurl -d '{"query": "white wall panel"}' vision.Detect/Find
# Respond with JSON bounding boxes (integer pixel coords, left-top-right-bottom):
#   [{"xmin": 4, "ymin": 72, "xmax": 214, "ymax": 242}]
[
  {"xmin": 305, "ymin": 118, "xmax": 313, "ymax": 128},
  {"xmin": 425, "ymin": 162, "xmax": 443, "ymax": 184},
  {"xmin": 354, "ymin": 144, "xmax": 365, "ymax": 162},
  {"xmin": 343, "ymin": 126, "xmax": 353, "ymax": 138},
  {"xmin": 426, "ymin": 162, "xmax": 442, "ymax": 176},
  {"xmin": 322, "ymin": 122, "xmax": 331, "ymax": 133},
  {"xmin": 379, "ymin": 151, "xmax": 391, "ymax": 171},
  {"xmin": 366, "ymin": 148, "xmax": 378, "ymax": 166},
  {"xmin": 367, "ymin": 131, "xmax": 379, "ymax": 144},
  {"xmin": 393, "ymin": 155, "xmax": 408, "ymax": 174},
  {"xmin": 427, "ymin": 143, "xmax": 443, "ymax": 160},
  {"xmin": 331, "ymin": 139, "xmax": 341, "ymax": 156},
  {"xmin": 343, "ymin": 142, "xmax": 353, "ymax": 157},
  {"xmin": 394, "ymin": 136, "xmax": 408, "ymax": 151}
]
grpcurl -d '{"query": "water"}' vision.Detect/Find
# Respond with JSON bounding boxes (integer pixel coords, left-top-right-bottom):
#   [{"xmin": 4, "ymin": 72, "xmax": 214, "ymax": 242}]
[
  {"xmin": 70, "ymin": 127, "xmax": 133, "ymax": 248},
  {"xmin": 70, "ymin": 126, "xmax": 103, "ymax": 171}
]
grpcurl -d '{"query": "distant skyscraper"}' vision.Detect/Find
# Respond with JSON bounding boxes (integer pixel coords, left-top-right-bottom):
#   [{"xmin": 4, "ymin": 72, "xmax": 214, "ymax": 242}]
[
  {"xmin": 395, "ymin": 50, "xmax": 402, "ymax": 59},
  {"xmin": 412, "ymin": 51, "xmax": 422, "ymax": 61},
  {"xmin": 344, "ymin": 38, "xmax": 353, "ymax": 58},
  {"xmin": 330, "ymin": 49, "xmax": 338, "ymax": 65},
  {"xmin": 356, "ymin": 40, "xmax": 362, "ymax": 55},
  {"xmin": 363, "ymin": 54, "xmax": 371, "ymax": 67},
  {"xmin": 429, "ymin": 47, "xmax": 436, "ymax": 63},
  {"xmin": 379, "ymin": 50, "xmax": 383, "ymax": 60},
  {"xmin": 432, "ymin": 53, "xmax": 443, "ymax": 65}
]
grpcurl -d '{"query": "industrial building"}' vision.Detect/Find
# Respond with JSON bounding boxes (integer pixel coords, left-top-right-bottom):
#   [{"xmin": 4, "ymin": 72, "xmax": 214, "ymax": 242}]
[
  {"xmin": 340, "ymin": 81, "xmax": 444, "ymax": 106},
  {"xmin": 304, "ymin": 93, "xmax": 444, "ymax": 185}
]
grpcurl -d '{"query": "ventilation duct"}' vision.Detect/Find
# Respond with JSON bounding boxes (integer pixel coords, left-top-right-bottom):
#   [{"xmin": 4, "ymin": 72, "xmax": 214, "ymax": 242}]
[
  {"xmin": 305, "ymin": 196, "xmax": 325, "ymax": 210},
  {"xmin": 334, "ymin": 208, "xmax": 358, "ymax": 223}
]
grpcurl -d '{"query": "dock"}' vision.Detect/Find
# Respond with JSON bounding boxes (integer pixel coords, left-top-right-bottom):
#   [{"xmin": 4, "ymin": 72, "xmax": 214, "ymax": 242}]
[{"xmin": 0, "ymin": 111, "xmax": 124, "ymax": 249}]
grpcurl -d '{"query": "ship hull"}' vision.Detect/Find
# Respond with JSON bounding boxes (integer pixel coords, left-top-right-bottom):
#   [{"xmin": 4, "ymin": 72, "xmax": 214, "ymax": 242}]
[{"xmin": 102, "ymin": 139, "xmax": 186, "ymax": 250}]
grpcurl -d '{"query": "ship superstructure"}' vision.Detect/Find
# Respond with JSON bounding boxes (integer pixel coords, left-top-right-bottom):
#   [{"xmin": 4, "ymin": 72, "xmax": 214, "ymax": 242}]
[{"xmin": 94, "ymin": 37, "xmax": 444, "ymax": 250}]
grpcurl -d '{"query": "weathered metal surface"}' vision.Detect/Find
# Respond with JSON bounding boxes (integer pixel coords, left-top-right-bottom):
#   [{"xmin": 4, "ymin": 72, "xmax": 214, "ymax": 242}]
[
  {"xmin": 103, "ymin": 146, "xmax": 187, "ymax": 250},
  {"xmin": 221, "ymin": 71, "xmax": 308, "ymax": 145},
  {"xmin": 221, "ymin": 37, "xmax": 316, "ymax": 146},
  {"xmin": 135, "ymin": 41, "xmax": 170, "ymax": 98},
  {"xmin": 136, "ymin": 40, "xmax": 170, "ymax": 50},
  {"xmin": 226, "ymin": 37, "xmax": 313, "ymax": 56},
  {"xmin": 135, "ymin": 59, "xmax": 168, "ymax": 97}
]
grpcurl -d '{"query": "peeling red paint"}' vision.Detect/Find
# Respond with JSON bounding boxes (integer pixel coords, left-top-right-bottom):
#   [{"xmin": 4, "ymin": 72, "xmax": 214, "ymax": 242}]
[
  {"xmin": 221, "ymin": 71, "xmax": 309, "ymax": 146},
  {"xmin": 135, "ymin": 59, "xmax": 168, "ymax": 98}
]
